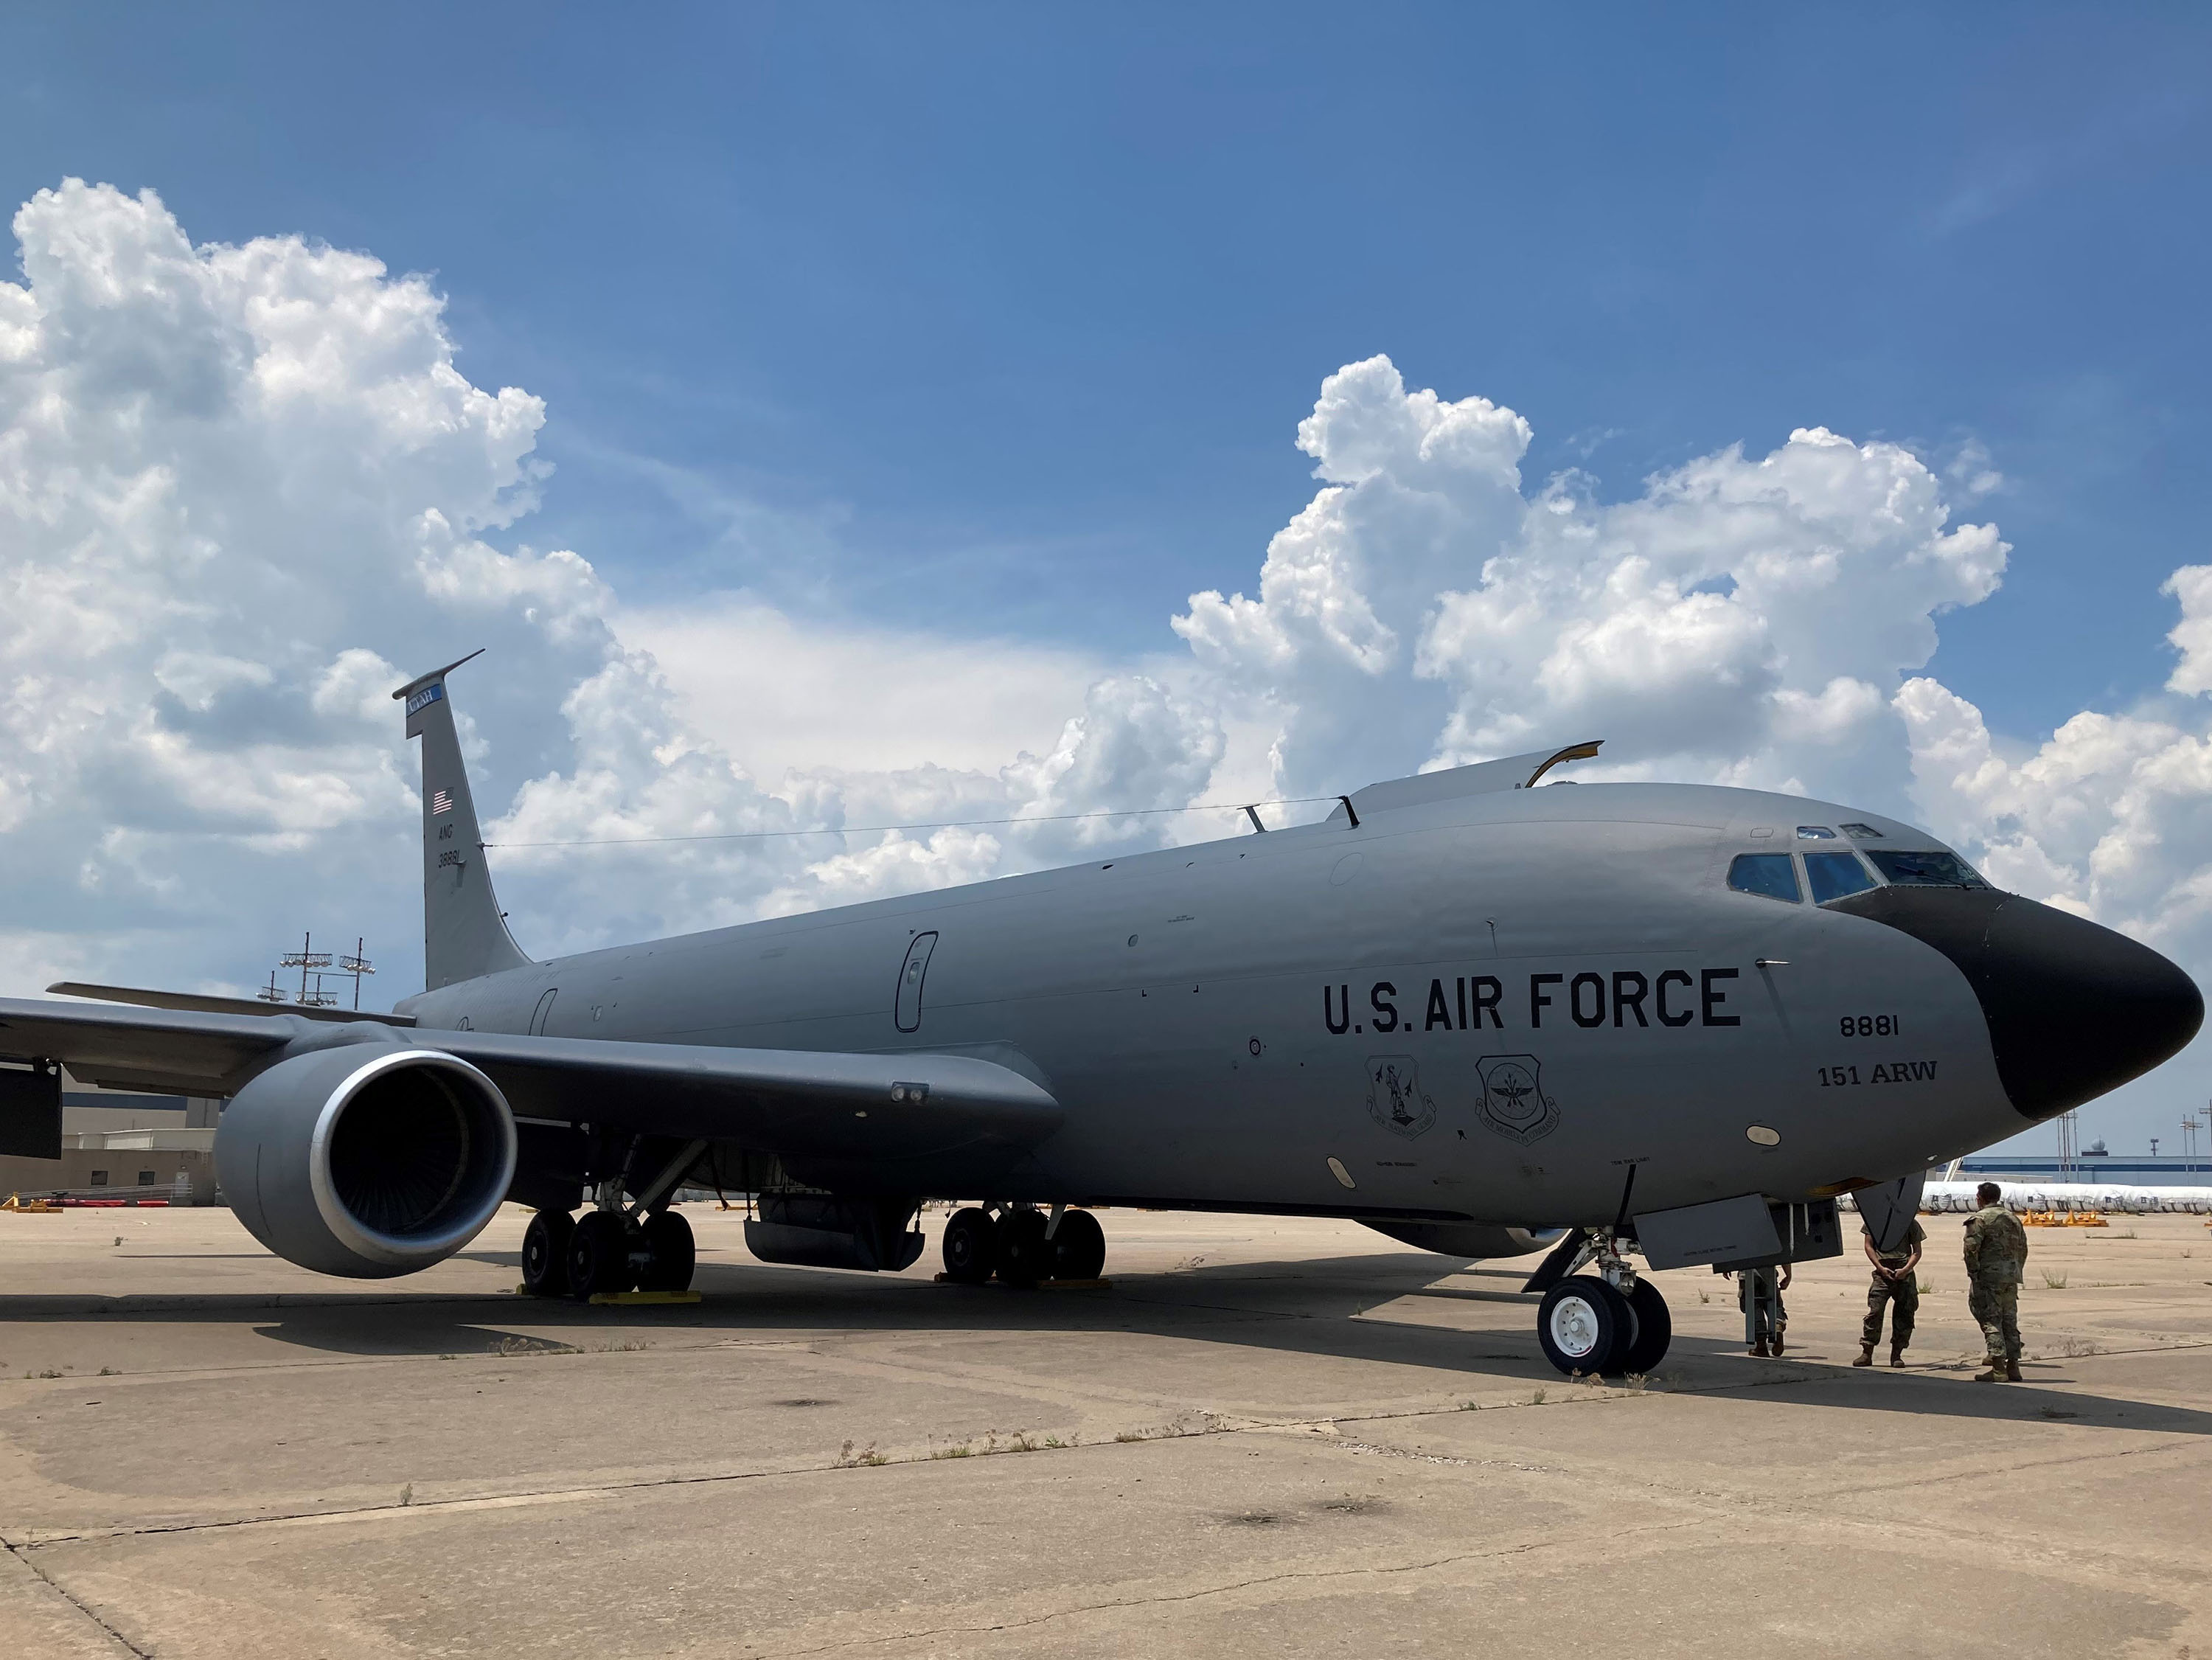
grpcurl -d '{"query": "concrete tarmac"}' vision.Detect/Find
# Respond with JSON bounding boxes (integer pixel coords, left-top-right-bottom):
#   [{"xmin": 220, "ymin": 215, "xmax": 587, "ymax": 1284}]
[{"xmin": 1, "ymin": 1202, "xmax": 2208, "ymax": 1658}]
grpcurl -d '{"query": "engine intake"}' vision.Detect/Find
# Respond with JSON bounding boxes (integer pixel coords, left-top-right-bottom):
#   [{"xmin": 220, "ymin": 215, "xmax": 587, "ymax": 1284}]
[{"xmin": 215, "ymin": 1046, "xmax": 517, "ymax": 1278}]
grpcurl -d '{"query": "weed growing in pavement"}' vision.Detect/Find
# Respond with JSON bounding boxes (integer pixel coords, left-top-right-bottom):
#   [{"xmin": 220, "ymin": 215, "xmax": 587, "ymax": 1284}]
[
  {"xmin": 2054, "ymin": 1336, "xmax": 2103, "ymax": 1358},
  {"xmin": 1114, "ymin": 1431, "xmax": 1146, "ymax": 1442},
  {"xmin": 97, "ymin": 1366, "xmax": 115, "ymax": 1375},
  {"xmin": 931, "ymin": 1443, "xmax": 973, "ymax": 1459},
  {"xmin": 2042, "ymin": 1270, "xmax": 2070, "ymax": 1288},
  {"xmin": 1529, "ymin": 1386, "xmax": 1548, "ymax": 1406},
  {"xmin": 35, "ymin": 1368, "xmax": 60, "ymax": 1378},
  {"xmin": 112, "ymin": 1236, "xmax": 121, "ymax": 1246},
  {"xmin": 1697, "ymin": 1288, "xmax": 1710, "ymax": 1304},
  {"xmin": 398, "ymin": 1484, "xmax": 414, "ymax": 1507},
  {"xmin": 834, "ymin": 1440, "xmax": 887, "ymax": 1468},
  {"xmin": 1917, "ymin": 1277, "xmax": 1935, "ymax": 1293}
]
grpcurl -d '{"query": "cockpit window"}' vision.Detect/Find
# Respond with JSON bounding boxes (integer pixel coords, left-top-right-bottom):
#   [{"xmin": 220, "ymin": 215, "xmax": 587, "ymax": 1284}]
[
  {"xmin": 1865, "ymin": 850, "xmax": 1991, "ymax": 889},
  {"xmin": 1804, "ymin": 850, "xmax": 1877, "ymax": 903},
  {"xmin": 1795, "ymin": 825, "xmax": 1836, "ymax": 839},
  {"xmin": 1838, "ymin": 822, "xmax": 1884, "ymax": 838},
  {"xmin": 1728, "ymin": 852, "xmax": 1803, "ymax": 903}
]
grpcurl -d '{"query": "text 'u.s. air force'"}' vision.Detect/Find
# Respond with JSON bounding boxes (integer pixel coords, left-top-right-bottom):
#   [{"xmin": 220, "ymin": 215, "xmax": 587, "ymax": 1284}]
[{"xmin": 1321, "ymin": 970, "xmax": 1742, "ymax": 1035}]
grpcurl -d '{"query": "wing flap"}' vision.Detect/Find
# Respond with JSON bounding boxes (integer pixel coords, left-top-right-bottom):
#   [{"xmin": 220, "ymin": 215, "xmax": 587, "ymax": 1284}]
[{"xmin": 0, "ymin": 996, "xmax": 296, "ymax": 1094}]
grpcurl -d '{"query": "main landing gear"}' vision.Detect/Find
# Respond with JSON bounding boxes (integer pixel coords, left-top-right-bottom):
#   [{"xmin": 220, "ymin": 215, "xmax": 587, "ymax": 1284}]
[
  {"xmin": 941, "ymin": 1204, "xmax": 1107, "ymax": 1287},
  {"xmin": 521, "ymin": 1204, "xmax": 697, "ymax": 1299},
  {"xmin": 1531, "ymin": 1231, "xmax": 1672, "ymax": 1378},
  {"xmin": 520, "ymin": 1137, "xmax": 706, "ymax": 1300}
]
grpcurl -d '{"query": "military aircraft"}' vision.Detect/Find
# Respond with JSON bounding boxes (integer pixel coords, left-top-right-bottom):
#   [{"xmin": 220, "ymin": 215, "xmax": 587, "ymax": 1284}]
[{"xmin": 0, "ymin": 656, "xmax": 2198, "ymax": 1376}]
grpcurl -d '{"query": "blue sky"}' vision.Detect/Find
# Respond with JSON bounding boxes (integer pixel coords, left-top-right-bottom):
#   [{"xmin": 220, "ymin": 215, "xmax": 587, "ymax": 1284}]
[
  {"xmin": 4, "ymin": 6, "xmax": 2211, "ymax": 1157},
  {"xmin": 9, "ymin": 5, "xmax": 2210, "ymax": 724}
]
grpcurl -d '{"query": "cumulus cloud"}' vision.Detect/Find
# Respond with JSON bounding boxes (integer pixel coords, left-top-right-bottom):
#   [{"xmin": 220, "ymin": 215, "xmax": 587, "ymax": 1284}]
[
  {"xmin": 1178, "ymin": 355, "xmax": 2007, "ymax": 805},
  {"xmin": 0, "ymin": 180, "xmax": 1229, "ymax": 984},
  {"xmin": 4, "ymin": 181, "xmax": 2207, "ymax": 1152}
]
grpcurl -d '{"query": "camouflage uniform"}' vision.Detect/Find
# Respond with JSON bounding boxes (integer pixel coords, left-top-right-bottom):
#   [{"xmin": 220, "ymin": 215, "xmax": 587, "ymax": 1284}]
[
  {"xmin": 1862, "ymin": 1217, "xmax": 1924, "ymax": 1349},
  {"xmin": 1963, "ymin": 1201, "xmax": 2028, "ymax": 1370}
]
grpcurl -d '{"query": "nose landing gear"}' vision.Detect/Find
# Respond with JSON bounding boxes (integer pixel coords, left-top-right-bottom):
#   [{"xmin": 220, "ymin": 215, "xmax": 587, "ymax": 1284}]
[{"xmin": 1528, "ymin": 1230, "xmax": 1672, "ymax": 1377}]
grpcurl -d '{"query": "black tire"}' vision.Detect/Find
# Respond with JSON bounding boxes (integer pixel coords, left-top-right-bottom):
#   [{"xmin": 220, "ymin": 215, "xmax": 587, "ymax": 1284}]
[
  {"xmin": 1619, "ymin": 1278, "xmax": 1672, "ymax": 1375},
  {"xmin": 995, "ymin": 1208, "xmax": 1050, "ymax": 1287},
  {"xmin": 1049, "ymin": 1209, "xmax": 1106, "ymax": 1282},
  {"xmin": 1538, "ymin": 1274, "xmax": 1630, "ymax": 1375},
  {"xmin": 942, "ymin": 1207, "xmax": 997, "ymax": 1284},
  {"xmin": 568, "ymin": 1209, "xmax": 636, "ymax": 1299},
  {"xmin": 639, "ymin": 1209, "xmax": 695, "ymax": 1291},
  {"xmin": 521, "ymin": 1209, "xmax": 574, "ymax": 1297}
]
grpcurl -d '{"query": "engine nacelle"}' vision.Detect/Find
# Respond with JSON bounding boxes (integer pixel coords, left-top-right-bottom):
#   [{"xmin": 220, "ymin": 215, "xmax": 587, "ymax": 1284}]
[
  {"xmin": 215, "ymin": 1046, "xmax": 517, "ymax": 1279},
  {"xmin": 1359, "ymin": 1219, "xmax": 1567, "ymax": 1258}
]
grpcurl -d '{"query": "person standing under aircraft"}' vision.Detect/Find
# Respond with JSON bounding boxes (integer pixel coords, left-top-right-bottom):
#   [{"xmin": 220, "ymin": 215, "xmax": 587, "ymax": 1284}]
[
  {"xmin": 1964, "ymin": 1181, "xmax": 2029, "ymax": 1383},
  {"xmin": 1854, "ymin": 1213, "xmax": 1925, "ymax": 1369}
]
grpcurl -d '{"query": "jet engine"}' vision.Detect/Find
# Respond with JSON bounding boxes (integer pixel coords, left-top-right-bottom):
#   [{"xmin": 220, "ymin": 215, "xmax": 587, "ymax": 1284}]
[
  {"xmin": 1359, "ymin": 1220, "xmax": 1567, "ymax": 1258},
  {"xmin": 215, "ymin": 1046, "xmax": 517, "ymax": 1279}
]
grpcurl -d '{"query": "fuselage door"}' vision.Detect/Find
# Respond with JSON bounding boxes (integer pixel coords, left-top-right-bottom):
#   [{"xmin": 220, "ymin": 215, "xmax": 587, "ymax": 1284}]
[
  {"xmin": 895, "ymin": 932, "xmax": 939, "ymax": 1033},
  {"xmin": 529, "ymin": 987, "xmax": 557, "ymax": 1036}
]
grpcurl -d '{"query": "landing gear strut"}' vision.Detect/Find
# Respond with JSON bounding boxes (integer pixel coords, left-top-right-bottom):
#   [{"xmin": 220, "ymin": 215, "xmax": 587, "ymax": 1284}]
[
  {"xmin": 939, "ymin": 1204, "xmax": 1107, "ymax": 1286},
  {"xmin": 1528, "ymin": 1229, "xmax": 1671, "ymax": 1377}
]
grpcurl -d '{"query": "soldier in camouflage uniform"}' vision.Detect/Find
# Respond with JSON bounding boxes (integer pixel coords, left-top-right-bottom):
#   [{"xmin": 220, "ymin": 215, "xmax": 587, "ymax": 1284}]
[
  {"xmin": 1963, "ymin": 1181, "xmax": 2028, "ymax": 1382},
  {"xmin": 1854, "ymin": 1212, "xmax": 1924, "ymax": 1369}
]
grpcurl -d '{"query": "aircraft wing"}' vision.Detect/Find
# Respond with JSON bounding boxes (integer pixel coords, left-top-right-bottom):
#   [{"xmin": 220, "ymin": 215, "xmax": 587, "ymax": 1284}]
[{"xmin": 0, "ymin": 996, "xmax": 1062, "ymax": 1161}]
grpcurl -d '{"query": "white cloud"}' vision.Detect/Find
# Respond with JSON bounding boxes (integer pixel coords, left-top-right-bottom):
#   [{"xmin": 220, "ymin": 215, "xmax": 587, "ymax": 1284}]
[{"xmin": 1, "ymin": 181, "xmax": 2203, "ymax": 1153}]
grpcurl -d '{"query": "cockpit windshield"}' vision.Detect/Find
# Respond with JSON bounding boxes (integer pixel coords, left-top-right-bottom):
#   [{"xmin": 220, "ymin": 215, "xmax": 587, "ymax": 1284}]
[{"xmin": 1865, "ymin": 850, "xmax": 1991, "ymax": 890}]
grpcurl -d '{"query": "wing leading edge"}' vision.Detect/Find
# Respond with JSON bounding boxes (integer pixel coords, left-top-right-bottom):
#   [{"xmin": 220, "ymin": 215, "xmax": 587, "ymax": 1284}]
[{"xmin": 0, "ymin": 997, "xmax": 1062, "ymax": 1162}]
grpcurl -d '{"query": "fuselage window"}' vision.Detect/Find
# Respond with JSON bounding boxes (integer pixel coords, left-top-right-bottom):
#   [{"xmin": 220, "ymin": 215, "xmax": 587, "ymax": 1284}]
[
  {"xmin": 1727, "ymin": 852, "xmax": 1802, "ymax": 903},
  {"xmin": 1838, "ymin": 822, "xmax": 1884, "ymax": 838},
  {"xmin": 1804, "ymin": 850, "xmax": 1877, "ymax": 903},
  {"xmin": 1795, "ymin": 825, "xmax": 1836, "ymax": 839},
  {"xmin": 1865, "ymin": 850, "xmax": 1991, "ymax": 890}
]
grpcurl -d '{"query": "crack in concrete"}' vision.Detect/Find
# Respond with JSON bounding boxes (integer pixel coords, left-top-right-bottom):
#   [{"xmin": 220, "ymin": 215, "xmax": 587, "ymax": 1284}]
[{"xmin": 5, "ymin": 1541, "xmax": 149, "ymax": 1658}]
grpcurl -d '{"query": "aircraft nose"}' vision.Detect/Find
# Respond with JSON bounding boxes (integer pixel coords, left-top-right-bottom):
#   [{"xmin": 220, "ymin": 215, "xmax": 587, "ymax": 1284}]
[{"xmin": 1830, "ymin": 888, "xmax": 2202, "ymax": 1119}]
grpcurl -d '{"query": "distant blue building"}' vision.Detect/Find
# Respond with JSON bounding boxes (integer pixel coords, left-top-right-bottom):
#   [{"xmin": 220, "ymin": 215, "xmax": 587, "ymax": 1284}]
[{"xmin": 1958, "ymin": 1151, "xmax": 2212, "ymax": 1184}]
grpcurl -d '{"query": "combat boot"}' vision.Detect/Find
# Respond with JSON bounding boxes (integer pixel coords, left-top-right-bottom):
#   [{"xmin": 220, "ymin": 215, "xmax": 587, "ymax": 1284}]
[
  {"xmin": 2005, "ymin": 1358, "xmax": 2023, "ymax": 1382},
  {"xmin": 1852, "ymin": 1344, "xmax": 1874, "ymax": 1367},
  {"xmin": 1888, "ymin": 1342, "xmax": 1906, "ymax": 1369},
  {"xmin": 1974, "ymin": 1356, "xmax": 2008, "ymax": 1382},
  {"xmin": 1750, "ymin": 1341, "xmax": 1769, "ymax": 1358}
]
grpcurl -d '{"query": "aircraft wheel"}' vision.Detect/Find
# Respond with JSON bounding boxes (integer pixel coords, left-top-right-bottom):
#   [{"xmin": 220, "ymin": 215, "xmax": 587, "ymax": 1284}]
[
  {"xmin": 568, "ymin": 1210, "xmax": 636, "ymax": 1299},
  {"xmin": 995, "ymin": 1208, "xmax": 1051, "ymax": 1287},
  {"xmin": 1619, "ymin": 1279, "xmax": 1672, "ymax": 1374},
  {"xmin": 1538, "ymin": 1274, "xmax": 1630, "ymax": 1375},
  {"xmin": 942, "ymin": 1207, "xmax": 997, "ymax": 1284},
  {"xmin": 1050, "ymin": 1209, "xmax": 1106, "ymax": 1281},
  {"xmin": 521, "ymin": 1209, "xmax": 574, "ymax": 1296},
  {"xmin": 639, "ymin": 1209, "xmax": 695, "ymax": 1291}
]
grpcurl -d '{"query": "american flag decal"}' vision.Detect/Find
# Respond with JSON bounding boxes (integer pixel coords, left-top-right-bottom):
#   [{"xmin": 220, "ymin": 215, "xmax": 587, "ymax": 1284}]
[{"xmin": 431, "ymin": 789, "xmax": 453, "ymax": 816}]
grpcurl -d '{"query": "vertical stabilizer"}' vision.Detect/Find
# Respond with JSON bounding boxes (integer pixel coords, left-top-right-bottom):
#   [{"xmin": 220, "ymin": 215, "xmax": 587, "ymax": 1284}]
[{"xmin": 393, "ymin": 653, "xmax": 532, "ymax": 990}]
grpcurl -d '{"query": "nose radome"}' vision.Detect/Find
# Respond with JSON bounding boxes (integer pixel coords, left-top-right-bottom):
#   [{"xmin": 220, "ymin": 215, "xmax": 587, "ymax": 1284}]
[{"xmin": 1828, "ymin": 888, "xmax": 2203, "ymax": 1119}]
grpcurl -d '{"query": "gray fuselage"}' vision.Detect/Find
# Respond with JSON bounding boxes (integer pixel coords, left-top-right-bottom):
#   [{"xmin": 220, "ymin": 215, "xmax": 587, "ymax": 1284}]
[{"xmin": 397, "ymin": 781, "xmax": 2056, "ymax": 1227}]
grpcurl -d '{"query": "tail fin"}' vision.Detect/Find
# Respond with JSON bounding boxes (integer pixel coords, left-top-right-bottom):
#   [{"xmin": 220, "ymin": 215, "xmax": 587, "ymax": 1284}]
[{"xmin": 394, "ymin": 652, "xmax": 531, "ymax": 990}]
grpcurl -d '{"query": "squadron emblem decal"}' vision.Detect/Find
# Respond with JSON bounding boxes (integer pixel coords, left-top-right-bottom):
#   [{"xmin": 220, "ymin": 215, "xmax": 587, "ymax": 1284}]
[
  {"xmin": 1475, "ymin": 1054, "xmax": 1559, "ymax": 1145},
  {"xmin": 1366, "ymin": 1055, "xmax": 1436, "ymax": 1140}
]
